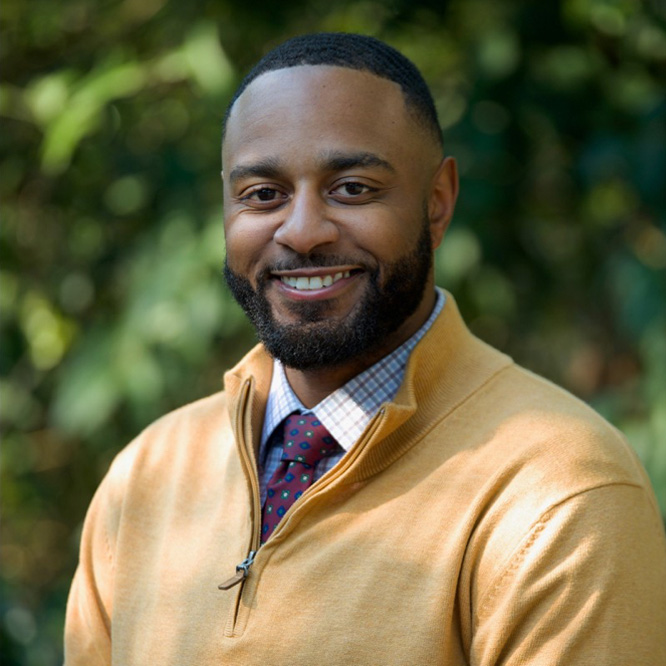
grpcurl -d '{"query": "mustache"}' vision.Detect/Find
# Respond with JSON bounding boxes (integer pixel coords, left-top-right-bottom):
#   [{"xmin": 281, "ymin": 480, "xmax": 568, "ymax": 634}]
[{"xmin": 261, "ymin": 254, "xmax": 374, "ymax": 275}]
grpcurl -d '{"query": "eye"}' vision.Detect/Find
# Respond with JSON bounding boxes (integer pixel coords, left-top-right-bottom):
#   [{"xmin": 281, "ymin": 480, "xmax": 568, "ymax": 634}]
[
  {"xmin": 246, "ymin": 187, "xmax": 279, "ymax": 201},
  {"xmin": 341, "ymin": 182, "xmax": 367, "ymax": 195},
  {"xmin": 330, "ymin": 181, "xmax": 378, "ymax": 200},
  {"xmin": 239, "ymin": 186, "xmax": 287, "ymax": 208}
]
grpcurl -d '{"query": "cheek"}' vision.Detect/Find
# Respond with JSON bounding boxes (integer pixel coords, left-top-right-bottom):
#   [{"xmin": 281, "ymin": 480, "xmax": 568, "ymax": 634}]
[
  {"xmin": 349, "ymin": 210, "xmax": 423, "ymax": 264},
  {"xmin": 223, "ymin": 215, "xmax": 274, "ymax": 274}
]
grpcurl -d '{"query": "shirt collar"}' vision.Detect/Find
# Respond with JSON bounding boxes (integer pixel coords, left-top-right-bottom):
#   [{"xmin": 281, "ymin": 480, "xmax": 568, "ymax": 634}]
[{"xmin": 260, "ymin": 288, "xmax": 446, "ymax": 452}]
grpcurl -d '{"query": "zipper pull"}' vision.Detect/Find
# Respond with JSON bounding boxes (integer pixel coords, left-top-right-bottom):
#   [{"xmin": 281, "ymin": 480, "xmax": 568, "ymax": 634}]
[{"xmin": 218, "ymin": 550, "xmax": 257, "ymax": 590}]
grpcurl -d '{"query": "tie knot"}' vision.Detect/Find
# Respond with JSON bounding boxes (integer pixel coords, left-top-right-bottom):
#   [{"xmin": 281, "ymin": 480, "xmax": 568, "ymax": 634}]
[{"xmin": 280, "ymin": 413, "xmax": 339, "ymax": 467}]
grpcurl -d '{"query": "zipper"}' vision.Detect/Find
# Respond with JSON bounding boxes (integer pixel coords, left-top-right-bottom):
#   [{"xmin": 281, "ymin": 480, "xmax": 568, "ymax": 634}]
[
  {"xmin": 235, "ymin": 377, "xmax": 262, "ymax": 551},
  {"xmin": 221, "ymin": 397, "xmax": 388, "ymax": 636},
  {"xmin": 218, "ymin": 550, "xmax": 257, "ymax": 590},
  {"xmin": 220, "ymin": 378, "xmax": 262, "ymax": 636}
]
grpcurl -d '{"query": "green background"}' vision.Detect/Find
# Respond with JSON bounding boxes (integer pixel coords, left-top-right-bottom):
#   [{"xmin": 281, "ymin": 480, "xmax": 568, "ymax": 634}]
[{"xmin": 2, "ymin": 0, "xmax": 665, "ymax": 662}]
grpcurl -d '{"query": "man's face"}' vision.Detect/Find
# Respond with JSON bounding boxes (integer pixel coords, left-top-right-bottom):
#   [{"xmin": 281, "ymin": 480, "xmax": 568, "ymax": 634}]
[{"xmin": 222, "ymin": 65, "xmax": 454, "ymax": 370}]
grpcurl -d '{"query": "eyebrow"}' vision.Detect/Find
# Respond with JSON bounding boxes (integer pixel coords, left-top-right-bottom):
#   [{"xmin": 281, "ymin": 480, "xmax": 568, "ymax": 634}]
[
  {"xmin": 228, "ymin": 150, "xmax": 396, "ymax": 186},
  {"xmin": 318, "ymin": 150, "xmax": 396, "ymax": 174},
  {"xmin": 228, "ymin": 157, "xmax": 284, "ymax": 186}
]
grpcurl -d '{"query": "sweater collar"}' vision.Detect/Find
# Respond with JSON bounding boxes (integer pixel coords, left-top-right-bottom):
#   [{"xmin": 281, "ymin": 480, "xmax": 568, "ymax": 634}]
[{"xmin": 223, "ymin": 291, "xmax": 512, "ymax": 481}]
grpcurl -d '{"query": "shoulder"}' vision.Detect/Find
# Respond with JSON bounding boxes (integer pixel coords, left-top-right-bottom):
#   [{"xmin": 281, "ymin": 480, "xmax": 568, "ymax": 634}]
[
  {"xmin": 461, "ymin": 361, "xmax": 647, "ymax": 491},
  {"xmin": 452, "ymin": 365, "xmax": 666, "ymax": 661},
  {"xmin": 457, "ymin": 361, "xmax": 666, "ymax": 594},
  {"xmin": 103, "ymin": 390, "xmax": 235, "ymax": 495},
  {"xmin": 440, "ymin": 356, "xmax": 662, "ymax": 570}
]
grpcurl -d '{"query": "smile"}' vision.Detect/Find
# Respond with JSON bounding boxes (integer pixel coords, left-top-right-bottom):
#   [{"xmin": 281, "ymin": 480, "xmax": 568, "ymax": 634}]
[{"xmin": 279, "ymin": 271, "xmax": 352, "ymax": 291}]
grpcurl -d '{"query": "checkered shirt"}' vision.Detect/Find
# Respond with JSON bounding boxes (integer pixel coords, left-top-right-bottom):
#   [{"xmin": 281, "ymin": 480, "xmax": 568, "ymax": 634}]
[{"xmin": 257, "ymin": 288, "xmax": 445, "ymax": 505}]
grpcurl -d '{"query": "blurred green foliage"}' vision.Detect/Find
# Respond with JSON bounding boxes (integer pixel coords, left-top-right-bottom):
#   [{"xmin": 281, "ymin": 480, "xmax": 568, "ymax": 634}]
[{"xmin": 1, "ymin": 0, "xmax": 665, "ymax": 662}]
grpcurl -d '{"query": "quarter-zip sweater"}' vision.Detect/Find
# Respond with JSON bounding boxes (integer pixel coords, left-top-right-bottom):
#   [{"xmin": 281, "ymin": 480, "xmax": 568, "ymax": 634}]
[{"xmin": 65, "ymin": 294, "xmax": 666, "ymax": 665}]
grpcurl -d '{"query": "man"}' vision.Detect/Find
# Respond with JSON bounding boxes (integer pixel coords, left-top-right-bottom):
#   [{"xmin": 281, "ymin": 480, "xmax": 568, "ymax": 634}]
[{"xmin": 65, "ymin": 33, "xmax": 666, "ymax": 665}]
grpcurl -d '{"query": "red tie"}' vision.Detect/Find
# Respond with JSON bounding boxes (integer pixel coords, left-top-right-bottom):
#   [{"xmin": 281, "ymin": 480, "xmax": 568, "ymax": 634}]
[{"xmin": 261, "ymin": 413, "xmax": 339, "ymax": 544}]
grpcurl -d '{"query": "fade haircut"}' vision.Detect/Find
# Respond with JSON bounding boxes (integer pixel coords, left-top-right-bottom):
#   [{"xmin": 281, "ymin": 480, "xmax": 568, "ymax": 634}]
[{"xmin": 223, "ymin": 32, "xmax": 442, "ymax": 148}]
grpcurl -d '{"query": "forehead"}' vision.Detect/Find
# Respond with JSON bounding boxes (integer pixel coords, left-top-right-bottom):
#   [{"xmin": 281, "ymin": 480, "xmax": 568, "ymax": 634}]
[{"xmin": 223, "ymin": 65, "xmax": 431, "ymax": 171}]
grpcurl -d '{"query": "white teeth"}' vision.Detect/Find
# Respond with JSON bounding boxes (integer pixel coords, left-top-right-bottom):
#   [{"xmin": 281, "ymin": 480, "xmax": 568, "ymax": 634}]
[{"xmin": 281, "ymin": 270, "xmax": 352, "ymax": 291}]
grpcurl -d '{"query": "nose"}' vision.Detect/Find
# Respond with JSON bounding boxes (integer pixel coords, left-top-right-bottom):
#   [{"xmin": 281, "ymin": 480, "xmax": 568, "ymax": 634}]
[{"xmin": 273, "ymin": 188, "xmax": 339, "ymax": 254}]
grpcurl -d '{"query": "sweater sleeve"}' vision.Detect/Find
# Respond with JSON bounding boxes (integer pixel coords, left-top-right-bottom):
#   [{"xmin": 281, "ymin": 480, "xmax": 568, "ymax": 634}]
[
  {"xmin": 64, "ymin": 463, "xmax": 123, "ymax": 666},
  {"xmin": 471, "ymin": 483, "xmax": 666, "ymax": 666}
]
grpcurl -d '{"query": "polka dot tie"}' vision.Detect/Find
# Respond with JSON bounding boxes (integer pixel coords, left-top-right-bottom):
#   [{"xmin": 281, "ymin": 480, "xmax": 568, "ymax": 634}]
[{"xmin": 261, "ymin": 413, "xmax": 339, "ymax": 544}]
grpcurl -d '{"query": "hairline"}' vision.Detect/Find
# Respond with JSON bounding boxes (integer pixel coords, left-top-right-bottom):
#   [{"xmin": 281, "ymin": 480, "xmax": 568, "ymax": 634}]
[{"xmin": 222, "ymin": 63, "xmax": 443, "ymax": 150}]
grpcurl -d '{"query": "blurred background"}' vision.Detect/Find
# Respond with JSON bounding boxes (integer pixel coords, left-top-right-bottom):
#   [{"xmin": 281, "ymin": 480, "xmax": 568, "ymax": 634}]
[{"xmin": 1, "ymin": 0, "xmax": 665, "ymax": 662}]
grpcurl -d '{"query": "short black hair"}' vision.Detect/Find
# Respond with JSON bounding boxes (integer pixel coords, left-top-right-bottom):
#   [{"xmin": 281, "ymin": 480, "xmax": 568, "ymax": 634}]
[{"xmin": 223, "ymin": 32, "xmax": 442, "ymax": 147}]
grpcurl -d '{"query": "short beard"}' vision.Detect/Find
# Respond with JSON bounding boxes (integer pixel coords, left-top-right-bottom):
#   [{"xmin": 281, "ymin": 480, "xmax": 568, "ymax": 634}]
[{"xmin": 223, "ymin": 217, "xmax": 433, "ymax": 371}]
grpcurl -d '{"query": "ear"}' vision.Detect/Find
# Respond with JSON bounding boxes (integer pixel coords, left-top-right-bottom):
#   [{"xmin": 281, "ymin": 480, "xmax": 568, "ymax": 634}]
[{"xmin": 427, "ymin": 157, "xmax": 459, "ymax": 250}]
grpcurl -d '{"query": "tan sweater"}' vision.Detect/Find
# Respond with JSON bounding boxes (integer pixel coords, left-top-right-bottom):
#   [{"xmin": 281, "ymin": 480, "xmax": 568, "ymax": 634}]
[{"xmin": 65, "ymin": 294, "xmax": 666, "ymax": 665}]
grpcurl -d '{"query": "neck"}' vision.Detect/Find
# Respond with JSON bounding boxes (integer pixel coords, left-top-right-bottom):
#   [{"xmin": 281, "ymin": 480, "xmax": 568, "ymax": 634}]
[
  {"xmin": 284, "ymin": 287, "xmax": 438, "ymax": 408},
  {"xmin": 285, "ymin": 365, "xmax": 364, "ymax": 408}
]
